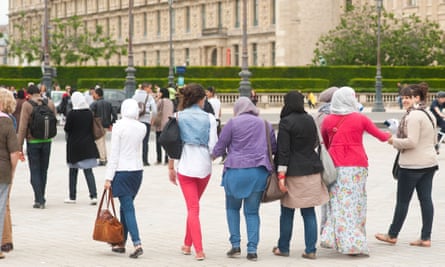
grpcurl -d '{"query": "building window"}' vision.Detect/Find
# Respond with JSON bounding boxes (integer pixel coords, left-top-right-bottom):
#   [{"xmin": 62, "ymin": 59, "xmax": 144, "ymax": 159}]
[
  {"xmin": 156, "ymin": 50, "xmax": 160, "ymax": 66},
  {"xmin": 253, "ymin": 0, "xmax": 259, "ymax": 26},
  {"xmin": 271, "ymin": 41, "xmax": 275, "ymax": 66},
  {"xmin": 157, "ymin": 10, "xmax": 161, "ymax": 36},
  {"xmin": 96, "ymin": 0, "xmax": 99, "ymax": 13},
  {"xmin": 407, "ymin": 0, "xmax": 417, "ymax": 6},
  {"xmin": 235, "ymin": 0, "xmax": 240, "ymax": 28},
  {"xmin": 271, "ymin": 0, "xmax": 276, "ymax": 25},
  {"xmin": 143, "ymin": 51, "xmax": 147, "ymax": 66},
  {"xmin": 118, "ymin": 16, "xmax": 122, "ymax": 39},
  {"xmin": 143, "ymin": 12, "xmax": 147, "ymax": 37},
  {"xmin": 185, "ymin": 6, "xmax": 190, "ymax": 33},
  {"xmin": 106, "ymin": 18, "xmax": 110, "ymax": 35},
  {"xmin": 345, "ymin": 0, "xmax": 353, "ymax": 11},
  {"xmin": 201, "ymin": 4, "xmax": 206, "ymax": 29},
  {"xmin": 185, "ymin": 48, "xmax": 190, "ymax": 66},
  {"xmin": 172, "ymin": 9, "xmax": 176, "ymax": 34},
  {"xmin": 218, "ymin": 2, "xmax": 222, "ymax": 28},
  {"xmin": 234, "ymin": 44, "xmax": 239, "ymax": 66},
  {"xmin": 252, "ymin": 43, "xmax": 258, "ymax": 66}
]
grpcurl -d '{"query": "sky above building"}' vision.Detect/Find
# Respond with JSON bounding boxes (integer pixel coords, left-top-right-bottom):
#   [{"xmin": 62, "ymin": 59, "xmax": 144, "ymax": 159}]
[{"xmin": 0, "ymin": 2, "xmax": 8, "ymax": 25}]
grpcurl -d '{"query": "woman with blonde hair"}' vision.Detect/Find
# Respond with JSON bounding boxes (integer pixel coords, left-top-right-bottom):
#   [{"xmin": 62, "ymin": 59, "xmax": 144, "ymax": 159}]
[{"xmin": 0, "ymin": 88, "xmax": 21, "ymax": 259}]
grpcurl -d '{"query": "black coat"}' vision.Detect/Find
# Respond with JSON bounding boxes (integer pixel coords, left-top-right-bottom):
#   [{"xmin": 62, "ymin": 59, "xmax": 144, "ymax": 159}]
[
  {"xmin": 276, "ymin": 112, "xmax": 323, "ymax": 176},
  {"xmin": 64, "ymin": 109, "xmax": 99, "ymax": 164}
]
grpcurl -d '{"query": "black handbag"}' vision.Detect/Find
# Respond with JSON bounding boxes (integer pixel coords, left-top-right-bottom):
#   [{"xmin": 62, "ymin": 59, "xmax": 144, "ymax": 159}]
[
  {"xmin": 392, "ymin": 151, "xmax": 400, "ymax": 180},
  {"xmin": 159, "ymin": 114, "xmax": 182, "ymax": 159}
]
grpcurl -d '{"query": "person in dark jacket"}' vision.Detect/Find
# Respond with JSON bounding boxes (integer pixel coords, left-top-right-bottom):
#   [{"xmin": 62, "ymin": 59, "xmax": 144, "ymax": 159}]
[
  {"xmin": 64, "ymin": 92, "xmax": 99, "ymax": 205},
  {"xmin": 90, "ymin": 87, "xmax": 117, "ymax": 166},
  {"xmin": 272, "ymin": 91, "xmax": 329, "ymax": 260}
]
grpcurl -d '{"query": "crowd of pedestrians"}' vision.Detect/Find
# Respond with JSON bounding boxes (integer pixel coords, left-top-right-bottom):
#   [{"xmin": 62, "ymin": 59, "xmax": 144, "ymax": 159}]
[{"xmin": 0, "ymin": 81, "xmax": 439, "ymax": 263}]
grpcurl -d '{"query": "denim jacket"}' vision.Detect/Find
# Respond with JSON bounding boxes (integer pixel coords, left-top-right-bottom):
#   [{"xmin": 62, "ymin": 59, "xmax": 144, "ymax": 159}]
[{"xmin": 178, "ymin": 105, "xmax": 210, "ymax": 146}]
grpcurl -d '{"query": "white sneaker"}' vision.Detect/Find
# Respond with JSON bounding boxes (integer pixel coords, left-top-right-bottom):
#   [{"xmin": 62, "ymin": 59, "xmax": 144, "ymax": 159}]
[
  {"xmin": 90, "ymin": 198, "xmax": 97, "ymax": 205},
  {"xmin": 64, "ymin": 199, "xmax": 76, "ymax": 204}
]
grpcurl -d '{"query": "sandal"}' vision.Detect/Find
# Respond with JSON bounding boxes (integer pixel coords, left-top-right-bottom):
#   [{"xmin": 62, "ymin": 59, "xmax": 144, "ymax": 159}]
[
  {"xmin": 272, "ymin": 246, "xmax": 289, "ymax": 257},
  {"xmin": 409, "ymin": 239, "xmax": 431, "ymax": 247},
  {"xmin": 375, "ymin": 233, "xmax": 397, "ymax": 244},
  {"xmin": 181, "ymin": 245, "xmax": 192, "ymax": 255}
]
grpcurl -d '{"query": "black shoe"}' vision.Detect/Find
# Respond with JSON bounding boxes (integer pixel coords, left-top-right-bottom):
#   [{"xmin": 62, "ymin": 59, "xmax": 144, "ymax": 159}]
[
  {"xmin": 129, "ymin": 247, "xmax": 143, "ymax": 258},
  {"xmin": 246, "ymin": 253, "xmax": 258, "ymax": 261},
  {"xmin": 33, "ymin": 203, "xmax": 40, "ymax": 209},
  {"xmin": 1, "ymin": 243, "xmax": 13, "ymax": 252},
  {"xmin": 143, "ymin": 162, "xmax": 150, "ymax": 166},
  {"xmin": 111, "ymin": 246, "xmax": 126, "ymax": 253},
  {"xmin": 99, "ymin": 160, "xmax": 107, "ymax": 166},
  {"xmin": 226, "ymin": 247, "xmax": 241, "ymax": 258}
]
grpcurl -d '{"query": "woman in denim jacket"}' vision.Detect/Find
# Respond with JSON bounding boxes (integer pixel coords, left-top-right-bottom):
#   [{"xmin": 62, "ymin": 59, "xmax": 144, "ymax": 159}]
[{"xmin": 168, "ymin": 83, "xmax": 218, "ymax": 261}]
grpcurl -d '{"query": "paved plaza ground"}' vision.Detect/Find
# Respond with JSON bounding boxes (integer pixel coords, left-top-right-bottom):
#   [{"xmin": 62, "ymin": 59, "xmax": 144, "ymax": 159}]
[{"xmin": 3, "ymin": 107, "xmax": 445, "ymax": 266}]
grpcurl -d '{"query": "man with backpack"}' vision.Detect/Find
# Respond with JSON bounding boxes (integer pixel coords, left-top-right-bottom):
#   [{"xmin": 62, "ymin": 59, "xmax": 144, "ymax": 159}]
[{"xmin": 17, "ymin": 84, "xmax": 58, "ymax": 209}]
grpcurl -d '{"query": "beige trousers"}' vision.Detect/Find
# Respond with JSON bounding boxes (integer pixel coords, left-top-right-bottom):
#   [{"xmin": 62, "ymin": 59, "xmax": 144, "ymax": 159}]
[{"xmin": 95, "ymin": 130, "xmax": 107, "ymax": 162}]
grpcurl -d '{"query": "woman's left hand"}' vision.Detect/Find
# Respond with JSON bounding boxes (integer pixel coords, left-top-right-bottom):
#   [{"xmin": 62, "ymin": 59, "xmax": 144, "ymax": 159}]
[
  {"xmin": 278, "ymin": 179, "xmax": 288, "ymax": 193},
  {"xmin": 104, "ymin": 180, "xmax": 111, "ymax": 189},
  {"xmin": 169, "ymin": 169, "xmax": 177, "ymax": 185}
]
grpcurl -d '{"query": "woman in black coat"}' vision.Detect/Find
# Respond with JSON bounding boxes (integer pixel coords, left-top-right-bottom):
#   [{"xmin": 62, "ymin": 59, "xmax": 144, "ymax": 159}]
[{"xmin": 64, "ymin": 92, "xmax": 99, "ymax": 205}]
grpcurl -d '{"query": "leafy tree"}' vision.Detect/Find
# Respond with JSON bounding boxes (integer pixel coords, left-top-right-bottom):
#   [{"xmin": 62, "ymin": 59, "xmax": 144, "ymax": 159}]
[
  {"xmin": 313, "ymin": 4, "xmax": 445, "ymax": 66},
  {"xmin": 8, "ymin": 13, "xmax": 41, "ymax": 65},
  {"xmin": 8, "ymin": 15, "xmax": 125, "ymax": 66}
]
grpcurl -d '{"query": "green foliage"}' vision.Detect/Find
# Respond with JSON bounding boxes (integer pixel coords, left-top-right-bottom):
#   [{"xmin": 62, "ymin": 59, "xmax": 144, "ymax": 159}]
[{"xmin": 314, "ymin": 4, "xmax": 445, "ymax": 66}]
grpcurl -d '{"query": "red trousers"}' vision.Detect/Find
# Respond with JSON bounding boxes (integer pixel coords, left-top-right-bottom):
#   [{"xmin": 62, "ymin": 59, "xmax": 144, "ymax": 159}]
[{"xmin": 177, "ymin": 173, "xmax": 210, "ymax": 253}]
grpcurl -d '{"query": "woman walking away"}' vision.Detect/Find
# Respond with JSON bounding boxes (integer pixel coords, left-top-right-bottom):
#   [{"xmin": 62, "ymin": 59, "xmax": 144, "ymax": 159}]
[
  {"xmin": 319, "ymin": 87, "xmax": 391, "ymax": 255},
  {"xmin": 167, "ymin": 83, "xmax": 218, "ymax": 261},
  {"xmin": 0, "ymin": 88, "xmax": 21, "ymax": 259},
  {"xmin": 104, "ymin": 99, "xmax": 146, "ymax": 258},
  {"xmin": 154, "ymin": 88, "xmax": 174, "ymax": 164},
  {"xmin": 375, "ymin": 83, "xmax": 438, "ymax": 248},
  {"xmin": 212, "ymin": 96, "xmax": 276, "ymax": 261},
  {"xmin": 272, "ymin": 91, "xmax": 329, "ymax": 260},
  {"xmin": 64, "ymin": 92, "xmax": 99, "ymax": 205}
]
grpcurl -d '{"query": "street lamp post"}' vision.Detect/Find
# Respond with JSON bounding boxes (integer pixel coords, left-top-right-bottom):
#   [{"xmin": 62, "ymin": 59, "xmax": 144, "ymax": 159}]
[
  {"xmin": 238, "ymin": 0, "xmax": 251, "ymax": 97},
  {"xmin": 372, "ymin": 0, "xmax": 385, "ymax": 112},
  {"xmin": 167, "ymin": 0, "xmax": 175, "ymax": 86},
  {"xmin": 41, "ymin": 0, "xmax": 52, "ymax": 94},
  {"xmin": 124, "ymin": 0, "xmax": 136, "ymax": 99}
]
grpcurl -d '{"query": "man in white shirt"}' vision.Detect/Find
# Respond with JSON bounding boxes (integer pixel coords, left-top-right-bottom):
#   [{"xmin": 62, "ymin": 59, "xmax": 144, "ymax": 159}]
[
  {"xmin": 206, "ymin": 86, "xmax": 221, "ymax": 128},
  {"xmin": 132, "ymin": 82, "xmax": 157, "ymax": 166}
]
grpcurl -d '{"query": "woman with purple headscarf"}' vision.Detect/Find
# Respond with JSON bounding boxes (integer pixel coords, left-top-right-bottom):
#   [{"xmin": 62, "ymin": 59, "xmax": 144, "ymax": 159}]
[{"xmin": 212, "ymin": 96, "xmax": 277, "ymax": 261}]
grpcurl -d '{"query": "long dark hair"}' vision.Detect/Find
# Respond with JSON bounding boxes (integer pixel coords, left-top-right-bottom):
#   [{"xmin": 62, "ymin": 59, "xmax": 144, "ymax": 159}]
[{"xmin": 177, "ymin": 83, "xmax": 206, "ymax": 111}]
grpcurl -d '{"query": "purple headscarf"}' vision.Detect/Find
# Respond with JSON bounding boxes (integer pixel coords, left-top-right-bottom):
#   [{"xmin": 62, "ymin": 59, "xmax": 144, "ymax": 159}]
[{"xmin": 233, "ymin": 96, "xmax": 259, "ymax": 116}]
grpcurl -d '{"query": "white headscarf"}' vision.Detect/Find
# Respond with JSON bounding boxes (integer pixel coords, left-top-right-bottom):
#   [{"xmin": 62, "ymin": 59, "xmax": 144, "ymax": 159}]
[
  {"xmin": 120, "ymin": 98, "xmax": 139, "ymax": 120},
  {"xmin": 71, "ymin": 92, "xmax": 89, "ymax": 110},
  {"xmin": 233, "ymin": 96, "xmax": 259, "ymax": 116},
  {"xmin": 330, "ymin": 86, "xmax": 359, "ymax": 115}
]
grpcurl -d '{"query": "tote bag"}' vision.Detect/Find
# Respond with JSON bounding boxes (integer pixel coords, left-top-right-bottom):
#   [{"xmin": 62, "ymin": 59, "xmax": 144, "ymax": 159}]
[
  {"xmin": 159, "ymin": 114, "xmax": 182, "ymax": 159},
  {"xmin": 92, "ymin": 189, "xmax": 124, "ymax": 244}
]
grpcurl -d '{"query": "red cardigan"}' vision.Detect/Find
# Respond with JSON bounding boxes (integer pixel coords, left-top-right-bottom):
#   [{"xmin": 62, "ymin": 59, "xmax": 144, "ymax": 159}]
[{"xmin": 321, "ymin": 113, "xmax": 391, "ymax": 167}]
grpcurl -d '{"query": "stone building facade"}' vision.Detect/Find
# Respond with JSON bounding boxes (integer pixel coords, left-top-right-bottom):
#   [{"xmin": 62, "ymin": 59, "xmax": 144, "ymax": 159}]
[
  {"xmin": 7, "ymin": 0, "xmax": 445, "ymax": 67},
  {"xmin": 7, "ymin": 0, "xmax": 344, "ymax": 67}
]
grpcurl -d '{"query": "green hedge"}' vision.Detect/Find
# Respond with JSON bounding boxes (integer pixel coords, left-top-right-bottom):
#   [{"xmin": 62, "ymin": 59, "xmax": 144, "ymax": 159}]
[
  {"xmin": 78, "ymin": 78, "xmax": 330, "ymax": 92},
  {"xmin": 3, "ymin": 66, "xmax": 445, "ymax": 92},
  {"xmin": 350, "ymin": 78, "xmax": 445, "ymax": 92}
]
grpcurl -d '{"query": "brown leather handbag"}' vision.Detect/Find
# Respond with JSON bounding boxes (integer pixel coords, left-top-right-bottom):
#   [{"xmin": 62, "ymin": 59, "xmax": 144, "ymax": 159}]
[
  {"xmin": 92, "ymin": 116, "xmax": 105, "ymax": 140},
  {"xmin": 92, "ymin": 189, "xmax": 124, "ymax": 244}
]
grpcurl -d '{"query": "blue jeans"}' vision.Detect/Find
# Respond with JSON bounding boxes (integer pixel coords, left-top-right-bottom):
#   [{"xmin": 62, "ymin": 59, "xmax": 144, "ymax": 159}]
[
  {"xmin": 388, "ymin": 167, "xmax": 435, "ymax": 240},
  {"xmin": 278, "ymin": 205, "xmax": 317, "ymax": 254},
  {"xmin": 142, "ymin": 122, "xmax": 151, "ymax": 164},
  {"xmin": 68, "ymin": 168, "xmax": 97, "ymax": 200},
  {"xmin": 119, "ymin": 195, "xmax": 141, "ymax": 246},
  {"xmin": 27, "ymin": 142, "xmax": 51, "ymax": 205},
  {"xmin": 225, "ymin": 191, "xmax": 262, "ymax": 253}
]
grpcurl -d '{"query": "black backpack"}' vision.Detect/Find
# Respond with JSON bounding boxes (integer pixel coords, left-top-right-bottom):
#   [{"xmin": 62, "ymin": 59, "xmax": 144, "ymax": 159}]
[{"xmin": 28, "ymin": 99, "xmax": 58, "ymax": 139}]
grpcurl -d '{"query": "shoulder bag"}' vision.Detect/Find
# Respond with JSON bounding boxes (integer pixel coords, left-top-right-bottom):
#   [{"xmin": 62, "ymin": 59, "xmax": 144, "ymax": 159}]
[
  {"xmin": 261, "ymin": 121, "xmax": 285, "ymax": 203},
  {"xmin": 152, "ymin": 99, "xmax": 164, "ymax": 128},
  {"xmin": 159, "ymin": 113, "xmax": 182, "ymax": 159},
  {"xmin": 92, "ymin": 115, "xmax": 105, "ymax": 140},
  {"xmin": 92, "ymin": 189, "xmax": 124, "ymax": 244}
]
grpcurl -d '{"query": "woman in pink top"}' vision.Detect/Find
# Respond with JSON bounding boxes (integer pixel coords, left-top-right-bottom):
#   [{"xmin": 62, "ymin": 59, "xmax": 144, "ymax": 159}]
[{"xmin": 319, "ymin": 87, "xmax": 391, "ymax": 255}]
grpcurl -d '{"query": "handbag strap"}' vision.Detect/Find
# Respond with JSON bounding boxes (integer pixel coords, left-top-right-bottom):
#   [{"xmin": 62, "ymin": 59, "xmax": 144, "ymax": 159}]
[
  {"xmin": 264, "ymin": 120, "xmax": 274, "ymax": 167},
  {"xmin": 96, "ymin": 189, "xmax": 118, "ymax": 218}
]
